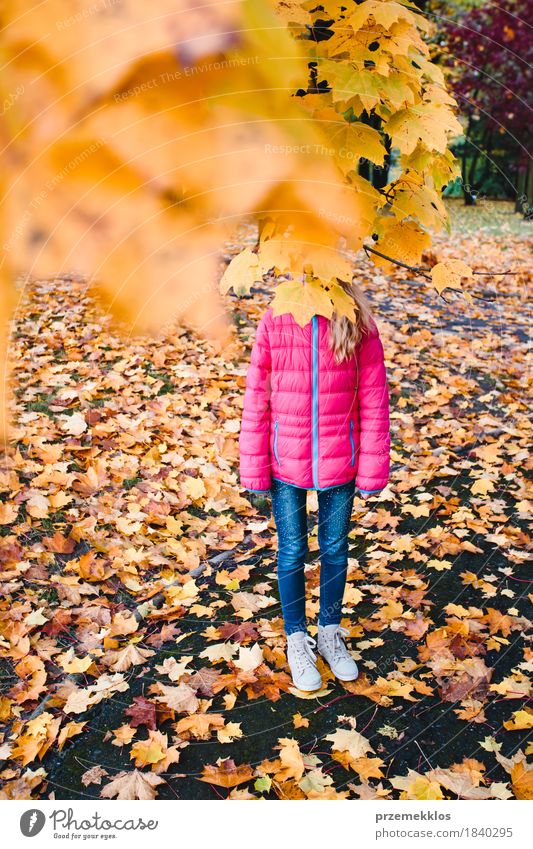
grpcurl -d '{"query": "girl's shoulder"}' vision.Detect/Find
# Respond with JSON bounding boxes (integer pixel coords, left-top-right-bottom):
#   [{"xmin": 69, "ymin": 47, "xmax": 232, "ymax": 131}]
[
  {"xmin": 367, "ymin": 316, "xmax": 380, "ymax": 337},
  {"xmin": 357, "ymin": 316, "xmax": 380, "ymax": 347}
]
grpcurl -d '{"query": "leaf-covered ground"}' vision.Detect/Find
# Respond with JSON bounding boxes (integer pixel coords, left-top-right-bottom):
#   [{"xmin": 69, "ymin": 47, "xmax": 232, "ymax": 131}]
[{"xmin": 0, "ymin": 203, "xmax": 531, "ymax": 801}]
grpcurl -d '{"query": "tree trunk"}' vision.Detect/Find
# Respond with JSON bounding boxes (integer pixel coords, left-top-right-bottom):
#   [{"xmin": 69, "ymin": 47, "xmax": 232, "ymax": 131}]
[
  {"xmin": 515, "ymin": 158, "xmax": 533, "ymax": 218},
  {"xmin": 461, "ymin": 118, "xmax": 474, "ymax": 205}
]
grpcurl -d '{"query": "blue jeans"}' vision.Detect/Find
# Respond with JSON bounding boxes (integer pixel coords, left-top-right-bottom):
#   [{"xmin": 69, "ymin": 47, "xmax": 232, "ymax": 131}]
[{"xmin": 270, "ymin": 478, "xmax": 356, "ymax": 636}]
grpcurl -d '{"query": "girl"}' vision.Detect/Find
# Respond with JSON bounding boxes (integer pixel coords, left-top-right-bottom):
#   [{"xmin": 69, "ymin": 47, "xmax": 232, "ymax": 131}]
[{"xmin": 239, "ymin": 281, "xmax": 390, "ymax": 691}]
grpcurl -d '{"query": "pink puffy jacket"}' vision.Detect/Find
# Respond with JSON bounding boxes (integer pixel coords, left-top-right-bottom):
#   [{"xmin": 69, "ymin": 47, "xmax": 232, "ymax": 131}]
[{"xmin": 239, "ymin": 307, "xmax": 390, "ymax": 494}]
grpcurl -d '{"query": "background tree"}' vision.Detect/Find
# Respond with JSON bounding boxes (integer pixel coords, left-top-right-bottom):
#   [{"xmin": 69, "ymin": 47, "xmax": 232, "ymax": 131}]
[
  {"xmin": 431, "ymin": 0, "xmax": 532, "ymax": 212},
  {"xmin": 1, "ymin": 0, "xmax": 491, "ymax": 443}
]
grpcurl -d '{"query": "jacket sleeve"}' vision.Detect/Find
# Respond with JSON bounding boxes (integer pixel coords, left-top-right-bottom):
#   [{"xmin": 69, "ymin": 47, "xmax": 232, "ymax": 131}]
[
  {"xmin": 239, "ymin": 311, "xmax": 272, "ymax": 492},
  {"xmin": 355, "ymin": 322, "xmax": 390, "ymax": 492}
]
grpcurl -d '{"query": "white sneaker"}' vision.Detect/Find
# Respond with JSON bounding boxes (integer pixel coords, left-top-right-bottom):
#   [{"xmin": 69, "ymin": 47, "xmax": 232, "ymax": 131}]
[
  {"xmin": 317, "ymin": 624, "xmax": 359, "ymax": 681},
  {"xmin": 286, "ymin": 631, "xmax": 322, "ymax": 692}
]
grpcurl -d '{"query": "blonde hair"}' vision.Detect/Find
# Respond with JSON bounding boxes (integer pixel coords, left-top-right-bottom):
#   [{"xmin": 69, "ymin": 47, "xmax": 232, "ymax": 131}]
[{"xmin": 328, "ymin": 279, "xmax": 375, "ymax": 363}]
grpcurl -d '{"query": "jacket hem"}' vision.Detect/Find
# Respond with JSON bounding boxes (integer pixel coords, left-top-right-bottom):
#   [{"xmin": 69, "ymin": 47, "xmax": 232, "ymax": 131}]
[
  {"xmin": 311, "ymin": 315, "xmax": 319, "ymax": 489},
  {"xmin": 272, "ymin": 475, "xmax": 356, "ymax": 492}
]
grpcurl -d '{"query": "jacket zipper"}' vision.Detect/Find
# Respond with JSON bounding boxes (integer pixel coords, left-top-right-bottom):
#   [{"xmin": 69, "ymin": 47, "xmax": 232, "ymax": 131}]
[
  {"xmin": 349, "ymin": 419, "xmax": 355, "ymax": 466},
  {"xmin": 311, "ymin": 315, "xmax": 319, "ymax": 488},
  {"xmin": 273, "ymin": 419, "xmax": 281, "ymax": 465}
]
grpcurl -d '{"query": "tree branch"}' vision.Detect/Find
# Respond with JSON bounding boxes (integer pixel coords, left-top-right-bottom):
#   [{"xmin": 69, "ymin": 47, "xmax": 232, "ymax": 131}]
[{"xmin": 362, "ymin": 244, "xmax": 519, "ymax": 302}]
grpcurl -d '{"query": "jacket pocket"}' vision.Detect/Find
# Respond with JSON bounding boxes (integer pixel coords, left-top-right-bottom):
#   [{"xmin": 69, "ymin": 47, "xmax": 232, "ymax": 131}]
[
  {"xmin": 349, "ymin": 420, "xmax": 355, "ymax": 466},
  {"xmin": 273, "ymin": 419, "xmax": 281, "ymax": 465}
]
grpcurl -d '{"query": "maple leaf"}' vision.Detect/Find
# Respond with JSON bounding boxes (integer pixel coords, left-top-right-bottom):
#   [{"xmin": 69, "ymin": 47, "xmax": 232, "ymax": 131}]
[
  {"xmin": 124, "ymin": 697, "xmax": 158, "ymax": 730},
  {"xmin": 511, "ymin": 761, "xmax": 533, "ymax": 800},
  {"xmin": 103, "ymin": 644, "xmax": 155, "ymax": 672},
  {"xmin": 72, "ymin": 461, "xmax": 110, "ymax": 496},
  {"xmin": 503, "ymin": 709, "xmax": 533, "ymax": 732},
  {"xmin": 10, "ymin": 656, "xmax": 47, "ymax": 704},
  {"xmin": 372, "ymin": 220, "xmax": 432, "ymax": 271},
  {"xmin": 56, "ymin": 649, "xmax": 94, "ymax": 674},
  {"xmin": 326, "ymin": 728, "xmax": 375, "ymax": 760},
  {"xmin": 439, "ymin": 658, "xmax": 492, "ymax": 703},
  {"xmin": 130, "ymin": 730, "xmax": 167, "ymax": 769},
  {"xmin": 374, "ymin": 676, "xmax": 418, "ymax": 702},
  {"xmin": 231, "ymin": 591, "xmax": 275, "ymax": 614},
  {"xmin": 274, "ymin": 738, "xmax": 305, "ymax": 782},
  {"xmin": 100, "ymin": 770, "xmax": 165, "ymax": 800},
  {"xmin": 153, "ymin": 682, "xmax": 200, "ymax": 714},
  {"xmin": 199, "ymin": 642, "xmax": 237, "ymax": 663},
  {"xmin": 185, "ymin": 668, "xmax": 222, "ymax": 698},
  {"xmin": 10, "ymin": 734, "xmax": 45, "ymax": 767},
  {"xmin": 220, "ymin": 248, "xmax": 262, "ymax": 296},
  {"xmin": 431, "ymin": 260, "xmax": 473, "ymax": 295},
  {"xmin": 470, "ymin": 477, "xmax": 495, "ymax": 496},
  {"xmin": 155, "ymin": 656, "xmax": 195, "ymax": 682},
  {"xmin": 57, "ymin": 721, "xmax": 87, "ymax": 752},
  {"xmin": 299, "ymin": 767, "xmax": 334, "ymax": 796},
  {"xmin": 198, "ymin": 758, "xmax": 254, "ymax": 788},
  {"xmin": 385, "ymin": 104, "xmax": 463, "ymax": 156},
  {"xmin": 335, "ymin": 752, "xmax": 385, "ymax": 781},
  {"xmin": 42, "ymin": 531, "xmax": 76, "ymax": 554},
  {"xmin": 314, "ymin": 106, "xmax": 387, "ymax": 174},
  {"xmin": 293, "ymin": 713, "xmax": 310, "ymax": 729},
  {"xmin": 233, "ymin": 643, "xmax": 264, "ymax": 672},
  {"xmin": 146, "ymin": 623, "xmax": 182, "ymax": 647},
  {"xmin": 390, "ymin": 769, "xmax": 444, "ymax": 800},
  {"xmin": 427, "ymin": 767, "xmax": 491, "ymax": 800},
  {"xmin": 25, "ymin": 492, "xmax": 50, "ymax": 520},
  {"xmin": 244, "ymin": 664, "xmax": 293, "ymax": 702},
  {"xmin": 218, "ymin": 622, "xmax": 259, "ymax": 643},
  {"xmin": 217, "ymin": 722, "xmax": 243, "ymax": 744},
  {"xmin": 271, "ymin": 279, "xmax": 334, "ymax": 328},
  {"xmin": 288, "ymin": 685, "xmax": 332, "ymax": 700},
  {"xmin": 64, "ymin": 674, "xmax": 129, "ymax": 715},
  {"xmin": 42, "ymin": 609, "xmax": 73, "ymax": 637},
  {"xmin": 176, "ymin": 713, "xmax": 225, "ymax": 741},
  {"xmin": 81, "ymin": 766, "xmax": 109, "ymax": 788},
  {"xmin": 254, "ymin": 775, "xmax": 272, "ymax": 794},
  {"xmin": 0, "ymin": 502, "xmax": 19, "ymax": 525}
]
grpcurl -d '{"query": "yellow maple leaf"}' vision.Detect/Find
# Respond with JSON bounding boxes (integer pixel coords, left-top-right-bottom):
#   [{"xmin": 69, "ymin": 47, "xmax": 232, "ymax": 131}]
[
  {"xmin": 220, "ymin": 248, "xmax": 261, "ymax": 295},
  {"xmin": 511, "ymin": 761, "xmax": 533, "ymax": 800},
  {"xmin": 176, "ymin": 713, "xmax": 225, "ymax": 740},
  {"xmin": 503, "ymin": 709, "xmax": 533, "ymax": 732},
  {"xmin": 470, "ymin": 477, "xmax": 495, "ymax": 496},
  {"xmin": 274, "ymin": 737, "xmax": 305, "ymax": 782},
  {"xmin": 326, "ymin": 728, "xmax": 375, "ymax": 759},
  {"xmin": 293, "ymin": 713, "xmax": 310, "ymax": 729},
  {"xmin": 57, "ymin": 721, "xmax": 87, "ymax": 752},
  {"xmin": 372, "ymin": 220, "xmax": 431, "ymax": 271},
  {"xmin": 328, "ymin": 282, "xmax": 358, "ymax": 321},
  {"xmin": 217, "ymin": 722, "xmax": 244, "ymax": 744},
  {"xmin": 130, "ymin": 731, "xmax": 167, "ymax": 768},
  {"xmin": 57, "ymin": 649, "xmax": 94, "ymax": 674},
  {"xmin": 112, "ymin": 725, "xmax": 137, "ymax": 746},
  {"xmin": 271, "ymin": 279, "xmax": 334, "ymax": 327},
  {"xmin": 386, "ymin": 103, "xmax": 463, "ymax": 156},
  {"xmin": 431, "ymin": 260, "xmax": 473, "ymax": 295},
  {"xmin": 182, "ymin": 476, "xmax": 206, "ymax": 501},
  {"xmin": 313, "ymin": 106, "xmax": 387, "ymax": 173},
  {"xmin": 390, "ymin": 769, "xmax": 444, "ymax": 800}
]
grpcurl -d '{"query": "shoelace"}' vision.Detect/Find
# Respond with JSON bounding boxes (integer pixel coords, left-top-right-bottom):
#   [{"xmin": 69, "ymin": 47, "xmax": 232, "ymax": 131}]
[
  {"xmin": 328, "ymin": 626, "xmax": 351, "ymax": 662},
  {"xmin": 289, "ymin": 634, "xmax": 318, "ymax": 674}
]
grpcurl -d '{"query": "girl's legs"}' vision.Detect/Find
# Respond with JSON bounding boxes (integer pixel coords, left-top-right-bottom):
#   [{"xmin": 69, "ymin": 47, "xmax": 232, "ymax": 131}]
[
  {"xmin": 270, "ymin": 478, "xmax": 309, "ymax": 635},
  {"xmin": 317, "ymin": 479, "xmax": 356, "ymax": 627}
]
